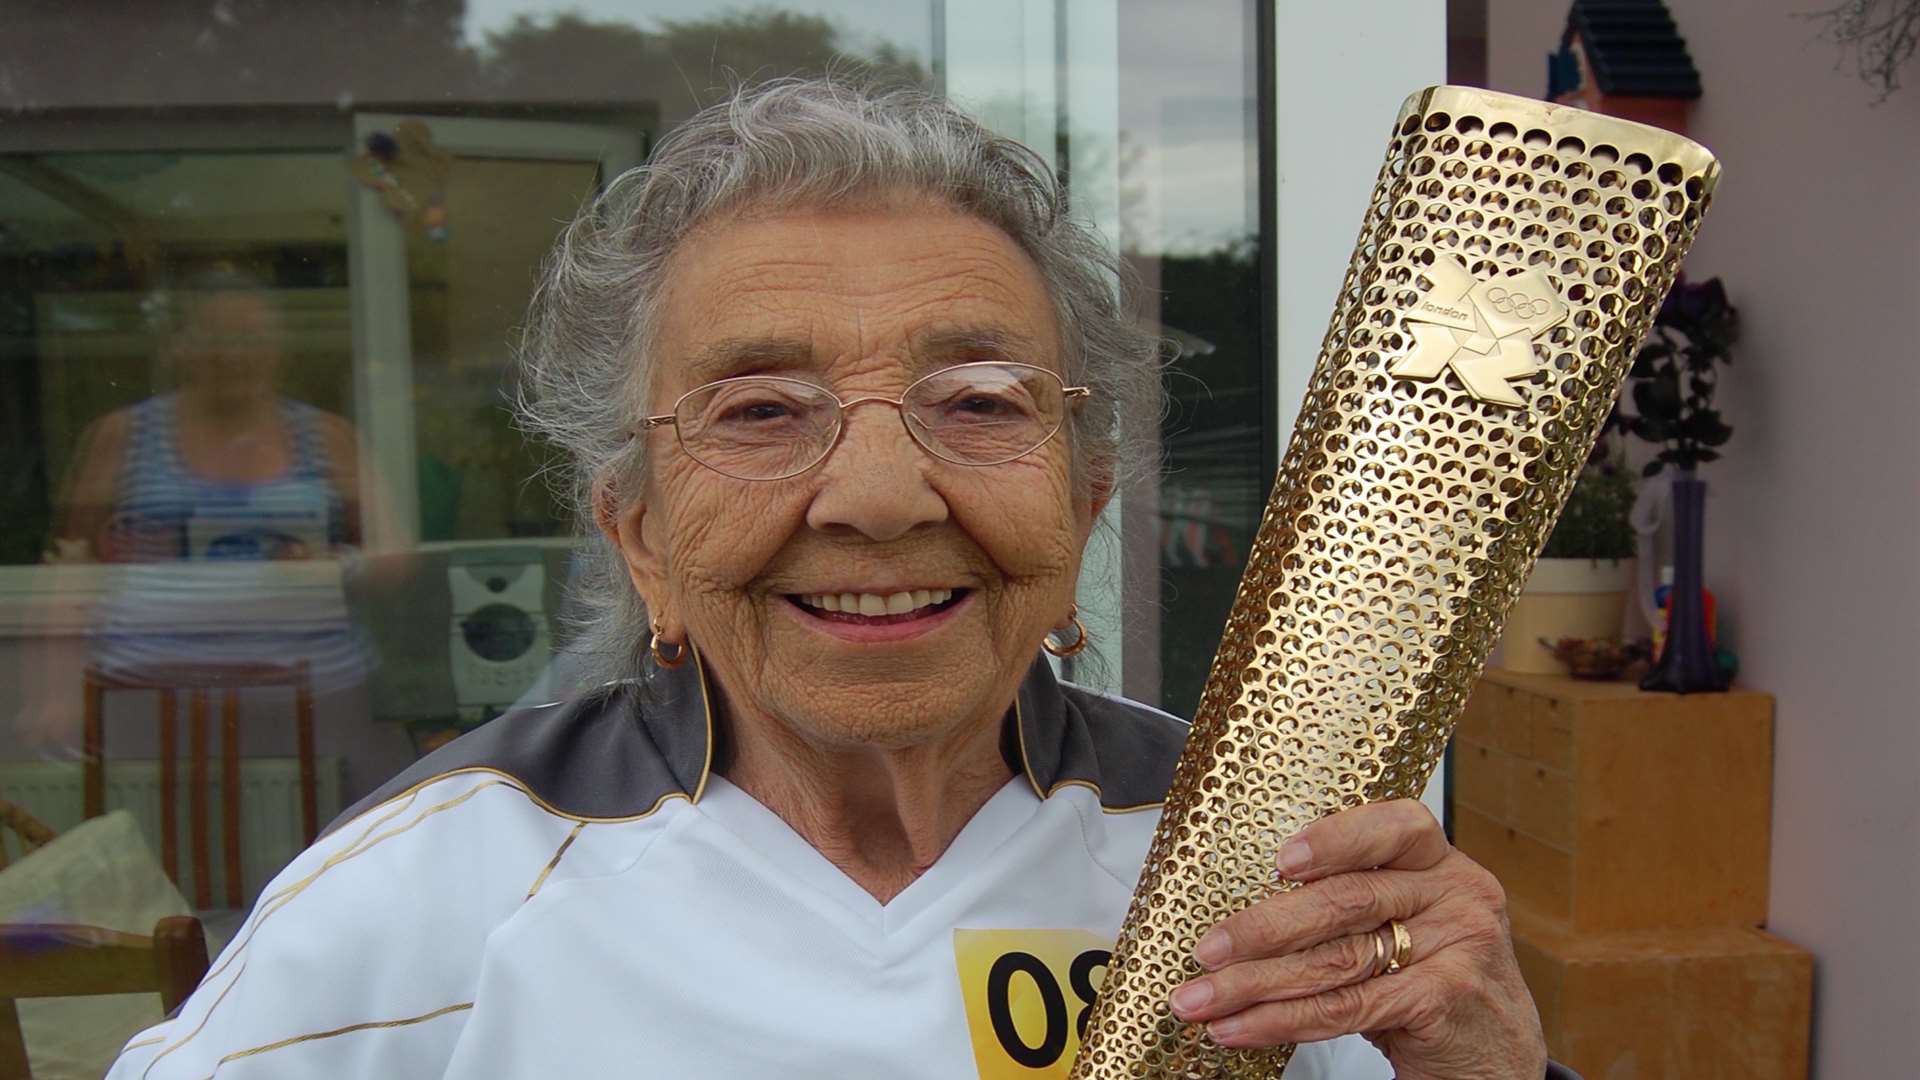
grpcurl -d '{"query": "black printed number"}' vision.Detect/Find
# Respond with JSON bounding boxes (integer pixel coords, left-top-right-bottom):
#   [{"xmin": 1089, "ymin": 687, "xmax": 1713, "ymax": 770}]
[
  {"xmin": 985, "ymin": 948, "xmax": 1112, "ymax": 1069},
  {"xmin": 1069, "ymin": 949, "xmax": 1110, "ymax": 1040}
]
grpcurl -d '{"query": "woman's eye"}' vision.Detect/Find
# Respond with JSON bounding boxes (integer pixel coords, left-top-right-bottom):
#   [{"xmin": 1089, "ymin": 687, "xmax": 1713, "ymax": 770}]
[
  {"xmin": 951, "ymin": 394, "xmax": 1009, "ymax": 416},
  {"xmin": 733, "ymin": 401, "xmax": 792, "ymax": 422},
  {"xmin": 711, "ymin": 395, "xmax": 802, "ymax": 424}
]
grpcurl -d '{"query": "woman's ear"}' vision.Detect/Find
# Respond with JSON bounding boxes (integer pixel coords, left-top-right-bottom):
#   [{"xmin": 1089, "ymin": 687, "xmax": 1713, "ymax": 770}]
[
  {"xmin": 1091, "ymin": 471, "xmax": 1115, "ymax": 518},
  {"xmin": 595, "ymin": 479, "xmax": 670, "ymax": 615}
]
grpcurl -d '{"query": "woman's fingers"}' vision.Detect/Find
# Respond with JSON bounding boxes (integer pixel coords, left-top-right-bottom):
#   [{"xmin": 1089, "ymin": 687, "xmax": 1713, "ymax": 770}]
[
  {"xmin": 1172, "ymin": 933, "xmax": 1380, "ymax": 1021},
  {"xmin": 1163, "ymin": 801, "xmax": 1543, "ymax": 1072},
  {"xmin": 1201, "ymin": 955, "xmax": 1467, "ymax": 1049},
  {"xmin": 1194, "ymin": 867, "xmax": 1437, "ymax": 971},
  {"xmin": 1172, "ymin": 910, "xmax": 1478, "ymax": 1022},
  {"xmin": 1278, "ymin": 798, "xmax": 1450, "ymax": 883}
]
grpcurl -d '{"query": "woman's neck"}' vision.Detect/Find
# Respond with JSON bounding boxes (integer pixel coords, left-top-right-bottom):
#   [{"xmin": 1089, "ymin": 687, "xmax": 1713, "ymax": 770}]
[
  {"xmin": 722, "ymin": 705, "xmax": 1014, "ymax": 904},
  {"xmin": 177, "ymin": 385, "xmax": 277, "ymax": 428}
]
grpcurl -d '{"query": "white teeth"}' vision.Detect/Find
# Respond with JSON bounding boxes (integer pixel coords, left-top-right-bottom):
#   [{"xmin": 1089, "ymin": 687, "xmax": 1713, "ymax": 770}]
[{"xmin": 798, "ymin": 589, "xmax": 959, "ymax": 615}]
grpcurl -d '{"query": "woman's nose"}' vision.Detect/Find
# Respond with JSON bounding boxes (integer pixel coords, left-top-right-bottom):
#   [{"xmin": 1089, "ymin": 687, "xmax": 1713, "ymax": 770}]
[{"xmin": 804, "ymin": 407, "xmax": 948, "ymax": 541}]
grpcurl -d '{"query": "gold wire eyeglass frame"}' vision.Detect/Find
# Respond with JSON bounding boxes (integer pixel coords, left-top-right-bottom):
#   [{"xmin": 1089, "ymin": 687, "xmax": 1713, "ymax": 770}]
[{"xmin": 632, "ymin": 360, "xmax": 1091, "ymax": 481}]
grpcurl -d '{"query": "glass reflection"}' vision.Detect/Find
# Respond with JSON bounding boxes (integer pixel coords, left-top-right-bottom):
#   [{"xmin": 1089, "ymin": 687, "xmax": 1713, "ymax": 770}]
[{"xmin": 0, "ymin": 5, "xmax": 1270, "ymax": 1073}]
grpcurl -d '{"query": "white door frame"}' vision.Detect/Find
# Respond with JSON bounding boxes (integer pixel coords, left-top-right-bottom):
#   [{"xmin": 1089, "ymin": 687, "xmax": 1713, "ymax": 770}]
[
  {"xmin": 1269, "ymin": 3, "xmax": 1448, "ymax": 817},
  {"xmin": 347, "ymin": 114, "xmax": 641, "ymax": 552}
]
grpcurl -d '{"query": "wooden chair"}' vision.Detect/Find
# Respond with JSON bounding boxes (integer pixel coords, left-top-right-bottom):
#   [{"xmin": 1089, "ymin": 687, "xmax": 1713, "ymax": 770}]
[
  {"xmin": 0, "ymin": 801, "xmax": 54, "ymax": 871},
  {"xmin": 0, "ymin": 800, "xmax": 212, "ymax": 1077},
  {"xmin": 0, "ymin": 918, "xmax": 210, "ymax": 1078},
  {"xmin": 83, "ymin": 661, "xmax": 318, "ymax": 910}
]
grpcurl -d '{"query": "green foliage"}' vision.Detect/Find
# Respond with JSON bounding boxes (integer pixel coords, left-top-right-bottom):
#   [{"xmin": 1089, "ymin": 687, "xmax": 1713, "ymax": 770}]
[
  {"xmin": 1542, "ymin": 461, "xmax": 1637, "ymax": 560},
  {"xmin": 1611, "ymin": 276, "xmax": 1739, "ymax": 477},
  {"xmin": 476, "ymin": 10, "xmax": 929, "ymax": 114}
]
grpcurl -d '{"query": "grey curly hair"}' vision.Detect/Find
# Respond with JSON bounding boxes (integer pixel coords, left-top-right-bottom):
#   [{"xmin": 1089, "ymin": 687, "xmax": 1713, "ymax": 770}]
[{"xmin": 514, "ymin": 77, "xmax": 1162, "ymax": 685}]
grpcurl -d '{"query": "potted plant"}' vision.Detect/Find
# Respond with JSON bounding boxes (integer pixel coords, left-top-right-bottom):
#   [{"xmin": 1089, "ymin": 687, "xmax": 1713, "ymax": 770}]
[
  {"xmin": 1498, "ymin": 457, "xmax": 1638, "ymax": 674},
  {"xmin": 1612, "ymin": 275, "xmax": 1739, "ymax": 692}
]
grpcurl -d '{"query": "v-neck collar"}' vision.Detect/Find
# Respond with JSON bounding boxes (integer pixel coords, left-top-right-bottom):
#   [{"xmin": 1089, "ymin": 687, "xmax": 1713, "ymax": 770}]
[
  {"xmin": 639, "ymin": 651, "xmax": 1168, "ymax": 939},
  {"xmin": 692, "ymin": 773, "xmax": 1041, "ymax": 940}
]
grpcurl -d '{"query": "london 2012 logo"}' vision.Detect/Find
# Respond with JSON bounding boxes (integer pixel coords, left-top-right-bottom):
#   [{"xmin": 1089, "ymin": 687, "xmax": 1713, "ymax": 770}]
[{"xmin": 1389, "ymin": 255, "xmax": 1570, "ymax": 408}]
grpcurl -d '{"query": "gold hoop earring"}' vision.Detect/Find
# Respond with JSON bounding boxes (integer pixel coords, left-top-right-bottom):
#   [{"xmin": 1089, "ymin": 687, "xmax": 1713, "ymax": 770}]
[
  {"xmin": 648, "ymin": 619, "xmax": 687, "ymax": 670},
  {"xmin": 1043, "ymin": 604, "xmax": 1089, "ymax": 659}
]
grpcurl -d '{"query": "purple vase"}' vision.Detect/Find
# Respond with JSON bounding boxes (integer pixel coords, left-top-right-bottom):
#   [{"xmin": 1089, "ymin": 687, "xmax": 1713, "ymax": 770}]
[{"xmin": 1641, "ymin": 471, "xmax": 1728, "ymax": 693}]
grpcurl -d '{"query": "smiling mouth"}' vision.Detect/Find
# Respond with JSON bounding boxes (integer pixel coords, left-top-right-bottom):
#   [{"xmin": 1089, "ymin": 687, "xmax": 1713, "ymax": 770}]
[{"xmin": 788, "ymin": 588, "xmax": 968, "ymax": 624}]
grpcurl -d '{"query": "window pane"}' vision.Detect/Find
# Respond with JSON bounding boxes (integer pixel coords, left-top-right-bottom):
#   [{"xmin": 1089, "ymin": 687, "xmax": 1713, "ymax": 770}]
[
  {"xmin": 1119, "ymin": 0, "xmax": 1268, "ymax": 716},
  {"xmin": 0, "ymin": 5, "xmax": 1270, "ymax": 1072}
]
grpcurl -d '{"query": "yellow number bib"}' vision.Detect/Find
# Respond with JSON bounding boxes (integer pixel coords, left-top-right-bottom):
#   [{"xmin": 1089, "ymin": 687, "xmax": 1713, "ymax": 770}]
[{"xmin": 953, "ymin": 929, "xmax": 1112, "ymax": 1078}]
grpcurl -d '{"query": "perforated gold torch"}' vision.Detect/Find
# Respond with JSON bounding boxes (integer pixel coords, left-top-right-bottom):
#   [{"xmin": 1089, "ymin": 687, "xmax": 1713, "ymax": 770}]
[{"xmin": 1069, "ymin": 87, "xmax": 1718, "ymax": 1079}]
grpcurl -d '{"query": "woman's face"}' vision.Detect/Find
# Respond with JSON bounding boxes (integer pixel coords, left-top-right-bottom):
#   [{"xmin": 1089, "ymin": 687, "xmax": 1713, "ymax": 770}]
[
  {"xmin": 609, "ymin": 200, "xmax": 1101, "ymax": 752},
  {"xmin": 174, "ymin": 292, "xmax": 284, "ymax": 405}
]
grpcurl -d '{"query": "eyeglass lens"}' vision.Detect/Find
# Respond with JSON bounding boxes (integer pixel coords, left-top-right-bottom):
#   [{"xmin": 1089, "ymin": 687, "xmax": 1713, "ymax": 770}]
[{"xmin": 672, "ymin": 363, "xmax": 1068, "ymax": 480}]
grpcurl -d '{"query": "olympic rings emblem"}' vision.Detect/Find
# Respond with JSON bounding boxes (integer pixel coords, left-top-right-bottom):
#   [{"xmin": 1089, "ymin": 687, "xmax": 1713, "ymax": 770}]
[{"xmin": 1483, "ymin": 286, "xmax": 1552, "ymax": 318}]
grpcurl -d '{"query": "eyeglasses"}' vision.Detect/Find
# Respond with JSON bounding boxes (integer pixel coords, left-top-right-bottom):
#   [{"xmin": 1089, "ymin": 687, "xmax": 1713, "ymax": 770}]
[{"xmin": 636, "ymin": 361, "xmax": 1090, "ymax": 482}]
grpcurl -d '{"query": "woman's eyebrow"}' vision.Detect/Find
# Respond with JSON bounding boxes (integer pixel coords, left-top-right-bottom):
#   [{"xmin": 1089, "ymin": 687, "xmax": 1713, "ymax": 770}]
[
  {"xmin": 910, "ymin": 327, "xmax": 1043, "ymax": 362},
  {"xmin": 683, "ymin": 337, "xmax": 816, "ymax": 381},
  {"xmin": 683, "ymin": 328, "xmax": 1045, "ymax": 381}
]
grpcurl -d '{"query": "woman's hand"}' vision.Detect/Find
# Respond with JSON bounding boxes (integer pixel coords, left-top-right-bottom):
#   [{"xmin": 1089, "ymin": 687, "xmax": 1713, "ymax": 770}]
[{"xmin": 1168, "ymin": 799, "xmax": 1547, "ymax": 1080}]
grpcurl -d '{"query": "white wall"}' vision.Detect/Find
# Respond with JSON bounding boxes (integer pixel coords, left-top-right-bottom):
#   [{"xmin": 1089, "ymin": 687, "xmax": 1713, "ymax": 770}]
[
  {"xmin": 1488, "ymin": 4, "xmax": 1920, "ymax": 1077},
  {"xmin": 1270, "ymin": 1, "xmax": 1449, "ymax": 819},
  {"xmin": 1271, "ymin": 2, "xmax": 1446, "ymax": 438}
]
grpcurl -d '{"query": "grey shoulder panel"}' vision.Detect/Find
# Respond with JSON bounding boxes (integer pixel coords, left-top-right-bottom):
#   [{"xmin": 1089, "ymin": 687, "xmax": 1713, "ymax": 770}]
[
  {"xmin": 1015, "ymin": 657, "xmax": 1188, "ymax": 811},
  {"xmin": 1057, "ymin": 684, "xmax": 1188, "ymax": 809},
  {"xmin": 325, "ymin": 665, "xmax": 713, "ymax": 835}
]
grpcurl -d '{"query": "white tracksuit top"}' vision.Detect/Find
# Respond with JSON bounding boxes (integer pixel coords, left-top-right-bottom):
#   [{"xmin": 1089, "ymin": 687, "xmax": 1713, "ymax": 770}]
[{"xmin": 108, "ymin": 656, "xmax": 1392, "ymax": 1080}]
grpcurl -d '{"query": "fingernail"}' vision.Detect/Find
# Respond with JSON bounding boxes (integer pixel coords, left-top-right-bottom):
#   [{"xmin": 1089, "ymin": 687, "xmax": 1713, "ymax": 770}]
[
  {"xmin": 1207, "ymin": 1017, "xmax": 1244, "ymax": 1044},
  {"xmin": 1194, "ymin": 928, "xmax": 1232, "ymax": 968},
  {"xmin": 1278, "ymin": 837, "xmax": 1313, "ymax": 877},
  {"xmin": 1169, "ymin": 980, "xmax": 1213, "ymax": 1017}
]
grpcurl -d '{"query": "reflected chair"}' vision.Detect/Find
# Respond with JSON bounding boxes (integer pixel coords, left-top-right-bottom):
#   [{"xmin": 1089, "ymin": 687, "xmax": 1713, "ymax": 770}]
[
  {"xmin": 0, "ymin": 799, "xmax": 212, "ymax": 1076},
  {"xmin": 0, "ymin": 800, "xmax": 55, "ymax": 870},
  {"xmin": 82, "ymin": 662, "xmax": 318, "ymax": 910},
  {"xmin": 0, "ymin": 917, "xmax": 210, "ymax": 1078}
]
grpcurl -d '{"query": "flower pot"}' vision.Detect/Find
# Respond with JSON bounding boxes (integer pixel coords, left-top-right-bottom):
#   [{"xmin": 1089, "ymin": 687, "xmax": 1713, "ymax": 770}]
[{"xmin": 1496, "ymin": 557, "xmax": 1635, "ymax": 675}]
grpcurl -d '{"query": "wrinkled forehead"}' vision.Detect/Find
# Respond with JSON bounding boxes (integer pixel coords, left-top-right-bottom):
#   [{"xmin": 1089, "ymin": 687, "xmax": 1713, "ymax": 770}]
[{"xmin": 647, "ymin": 199, "xmax": 1063, "ymax": 394}]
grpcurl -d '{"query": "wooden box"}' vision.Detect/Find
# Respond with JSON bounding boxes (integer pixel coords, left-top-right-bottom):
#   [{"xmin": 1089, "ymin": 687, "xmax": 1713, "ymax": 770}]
[
  {"xmin": 1511, "ymin": 903, "xmax": 1813, "ymax": 1080},
  {"xmin": 1453, "ymin": 670, "xmax": 1775, "ymax": 932}
]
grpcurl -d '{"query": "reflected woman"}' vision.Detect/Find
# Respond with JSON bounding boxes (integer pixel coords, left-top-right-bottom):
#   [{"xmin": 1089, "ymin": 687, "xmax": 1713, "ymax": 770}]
[
  {"xmin": 53, "ymin": 272, "xmax": 361, "ymax": 564},
  {"xmin": 20, "ymin": 271, "xmax": 370, "ymax": 754}
]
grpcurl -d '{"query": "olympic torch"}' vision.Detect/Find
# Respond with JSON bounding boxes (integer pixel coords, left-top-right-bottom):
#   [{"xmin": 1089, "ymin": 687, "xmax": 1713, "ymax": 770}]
[{"xmin": 1069, "ymin": 87, "xmax": 1719, "ymax": 1078}]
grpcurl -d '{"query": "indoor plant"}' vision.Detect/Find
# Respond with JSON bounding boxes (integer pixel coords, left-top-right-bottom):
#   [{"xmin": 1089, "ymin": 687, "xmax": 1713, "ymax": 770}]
[{"xmin": 1499, "ymin": 457, "xmax": 1638, "ymax": 674}]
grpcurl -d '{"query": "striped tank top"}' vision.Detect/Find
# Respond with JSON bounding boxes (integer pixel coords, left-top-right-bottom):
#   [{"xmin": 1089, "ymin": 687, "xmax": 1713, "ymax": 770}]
[
  {"xmin": 91, "ymin": 394, "xmax": 369, "ymax": 692},
  {"xmin": 105, "ymin": 393, "xmax": 346, "ymax": 562}
]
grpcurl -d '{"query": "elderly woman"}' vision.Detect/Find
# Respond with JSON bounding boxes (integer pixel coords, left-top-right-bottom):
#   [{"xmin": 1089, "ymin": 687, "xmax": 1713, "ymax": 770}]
[{"xmin": 109, "ymin": 80, "xmax": 1567, "ymax": 1079}]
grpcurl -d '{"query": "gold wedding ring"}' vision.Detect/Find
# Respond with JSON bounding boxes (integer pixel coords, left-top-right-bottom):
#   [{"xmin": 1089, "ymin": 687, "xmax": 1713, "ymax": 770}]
[
  {"xmin": 1369, "ymin": 928, "xmax": 1390, "ymax": 977},
  {"xmin": 1382, "ymin": 920, "xmax": 1413, "ymax": 976}
]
